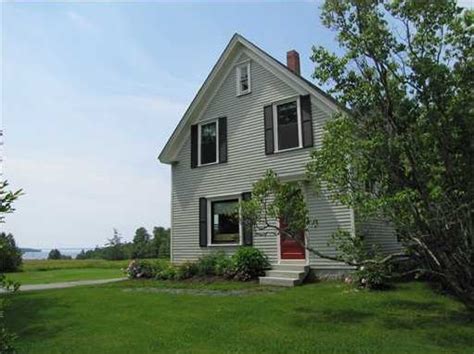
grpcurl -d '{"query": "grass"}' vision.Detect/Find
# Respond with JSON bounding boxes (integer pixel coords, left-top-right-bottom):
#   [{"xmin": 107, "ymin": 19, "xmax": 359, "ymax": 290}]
[
  {"xmin": 5, "ymin": 280, "xmax": 474, "ymax": 353},
  {"xmin": 4, "ymin": 259, "xmax": 134, "ymax": 285}
]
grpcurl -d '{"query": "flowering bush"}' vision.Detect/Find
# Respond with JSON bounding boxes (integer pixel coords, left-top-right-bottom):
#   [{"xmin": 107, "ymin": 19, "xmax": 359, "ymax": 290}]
[
  {"xmin": 355, "ymin": 262, "xmax": 391, "ymax": 290},
  {"xmin": 125, "ymin": 248, "xmax": 269, "ymax": 282},
  {"xmin": 124, "ymin": 260, "xmax": 154, "ymax": 279}
]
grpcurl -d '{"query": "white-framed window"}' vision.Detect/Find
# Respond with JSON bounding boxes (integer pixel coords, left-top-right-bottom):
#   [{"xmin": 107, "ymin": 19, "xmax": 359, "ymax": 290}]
[
  {"xmin": 236, "ymin": 61, "xmax": 251, "ymax": 96},
  {"xmin": 273, "ymin": 96, "xmax": 303, "ymax": 152},
  {"xmin": 198, "ymin": 120, "xmax": 219, "ymax": 166},
  {"xmin": 208, "ymin": 195, "xmax": 242, "ymax": 246}
]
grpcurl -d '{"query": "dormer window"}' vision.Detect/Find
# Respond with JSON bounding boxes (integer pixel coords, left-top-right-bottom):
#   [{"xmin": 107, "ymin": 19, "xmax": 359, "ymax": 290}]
[{"xmin": 236, "ymin": 62, "xmax": 251, "ymax": 96}]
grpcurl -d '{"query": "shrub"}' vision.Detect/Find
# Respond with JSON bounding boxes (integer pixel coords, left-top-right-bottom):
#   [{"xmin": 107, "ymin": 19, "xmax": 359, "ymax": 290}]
[
  {"xmin": 125, "ymin": 260, "xmax": 155, "ymax": 279},
  {"xmin": 155, "ymin": 262, "xmax": 177, "ymax": 280},
  {"xmin": 0, "ymin": 273, "xmax": 19, "ymax": 353},
  {"xmin": 232, "ymin": 247, "xmax": 269, "ymax": 281},
  {"xmin": 175, "ymin": 262, "xmax": 198, "ymax": 280},
  {"xmin": 214, "ymin": 256, "xmax": 234, "ymax": 278},
  {"xmin": 196, "ymin": 252, "xmax": 228, "ymax": 277},
  {"xmin": 0, "ymin": 233, "xmax": 22, "ymax": 272},
  {"xmin": 355, "ymin": 262, "xmax": 391, "ymax": 290}
]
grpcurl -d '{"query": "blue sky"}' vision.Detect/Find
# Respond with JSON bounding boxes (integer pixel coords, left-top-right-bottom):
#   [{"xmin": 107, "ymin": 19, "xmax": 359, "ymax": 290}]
[
  {"xmin": 2, "ymin": 1, "xmax": 470, "ymax": 248},
  {"xmin": 2, "ymin": 1, "xmax": 339, "ymax": 248}
]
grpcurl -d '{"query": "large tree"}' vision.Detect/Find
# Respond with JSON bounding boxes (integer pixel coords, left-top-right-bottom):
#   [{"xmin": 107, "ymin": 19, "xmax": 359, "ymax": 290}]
[
  {"xmin": 0, "ymin": 180, "xmax": 22, "ymax": 352},
  {"xmin": 306, "ymin": 0, "xmax": 473, "ymax": 308}
]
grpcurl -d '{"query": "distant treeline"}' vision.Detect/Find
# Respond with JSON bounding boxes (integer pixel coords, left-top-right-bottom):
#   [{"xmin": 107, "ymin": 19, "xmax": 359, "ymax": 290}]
[{"xmin": 76, "ymin": 227, "xmax": 170, "ymax": 261}]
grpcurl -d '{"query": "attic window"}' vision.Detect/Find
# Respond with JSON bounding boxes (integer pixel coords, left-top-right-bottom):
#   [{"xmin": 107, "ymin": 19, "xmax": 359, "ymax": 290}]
[{"xmin": 236, "ymin": 62, "xmax": 251, "ymax": 96}]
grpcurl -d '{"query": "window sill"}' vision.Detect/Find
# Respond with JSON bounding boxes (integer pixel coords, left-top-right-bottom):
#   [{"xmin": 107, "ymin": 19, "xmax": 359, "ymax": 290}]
[
  {"xmin": 207, "ymin": 243, "xmax": 241, "ymax": 247},
  {"xmin": 198, "ymin": 161, "xmax": 219, "ymax": 167},
  {"xmin": 237, "ymin": 90, "xmax": 251, "ymax": 97},
  {"xmin": 274, "ymin": 145, "xmax": 304, "ymax": 154}
]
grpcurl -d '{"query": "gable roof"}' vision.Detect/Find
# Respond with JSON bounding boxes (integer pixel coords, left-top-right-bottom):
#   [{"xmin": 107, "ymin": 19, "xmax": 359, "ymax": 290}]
[{"xmin": 158, "ymin": 33, "xmax": 346, "ymax": 164}]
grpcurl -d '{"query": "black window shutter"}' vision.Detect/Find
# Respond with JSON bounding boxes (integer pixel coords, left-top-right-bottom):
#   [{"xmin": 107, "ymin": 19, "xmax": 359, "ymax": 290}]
[
  {"xmin": 300, "ymin": 95, "xmax": 313, "ymax": 148},
  {"xmin": 241, "ymin": 192, "xmax": 253, "ymax": 246},
  {"xmin": 218, "ymin": 117, "xmax": 227, "ymax": 163},
  {"xmin": 264, "ymin": 105, "xmax": 274, "ymax": 154},
  {"xmin": 191, "ymin": 125, "xmax": 198, "ymax": 168},
  {"xmin": 199, "ymin": 197, "xmax": 207, "ymax": 247}
]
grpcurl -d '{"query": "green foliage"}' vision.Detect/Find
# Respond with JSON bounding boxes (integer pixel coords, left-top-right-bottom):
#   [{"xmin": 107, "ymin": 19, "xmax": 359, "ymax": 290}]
[
  {"xmin": 0, "ymin": 274, "xmax": 19, "ymax": 354},
  {"xmin": 131, "ymin": 227, "xmax": 152, "ymax": 259},
  {"xmin": 196, "ymin": 252, "xmax": 228, "ymax": 277},
  {"xmin": 125, "ymin": 248, "xmax": 269, "ymax": 282},
  {"xmin": 175, "ymin": 262, "xmax": 198, "ymax": 280},
  {"xmin": 152, "ymin": 227, "xmax": 170, "ymax": 259},
  {"xmin": 241, "ymin": 169, "xmax": 316, "ymax": 241},
  {"xmin": 231, "ymin": 247, "xmax": 269, "ymax": 281},
  {"xmin": 355, "ymin": 262, "xmax": 391, "ymax": 290},
  {"xmin": 47, "ymin": 249, "xmax": 71, "ymax": 260},
  {"xmin": 76, "ymin": 226, "xmax": 170, "ymax": 261},
  {"xmin": 308, "ymin": 0, "xmax": 474, "ymax": 309},
  {"xmin": 0, "ymin": 180, "xmax": 23, "ymax": 224},
  {"xmin": 0, "ymin": 180, "xmax": 21, "ymax": 353},
  {"xmin": 0, "ymin": 233, "xmax": 22, "ymax": 272}
]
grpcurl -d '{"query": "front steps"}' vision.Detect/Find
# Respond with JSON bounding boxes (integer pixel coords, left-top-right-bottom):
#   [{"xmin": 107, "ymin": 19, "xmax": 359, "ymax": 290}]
[{"xmin": 259, "ymin": 264, "xmax": 309, "ymax": 287}]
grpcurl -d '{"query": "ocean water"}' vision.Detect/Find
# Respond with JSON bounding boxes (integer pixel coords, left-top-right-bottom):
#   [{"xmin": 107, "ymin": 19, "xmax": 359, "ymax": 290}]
[{"xmin": 22, "ymin": 248, "xmax": 92, "ymax": 260}]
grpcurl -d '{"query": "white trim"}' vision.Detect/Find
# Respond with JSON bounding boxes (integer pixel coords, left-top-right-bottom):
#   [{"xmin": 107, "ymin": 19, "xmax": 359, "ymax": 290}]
[
  {"xmin": 197, "ymin": 119, "xmax": 219, "ymax": 167},
  {"xmin": 169, "ymin": 167, "xmax": 174, "ymax": 263},
  {"xmin": 272, "ymin": 96, "xmax": 303, "ymax": 153},
  {"xmin": 236, "ymin": 60, "xmax": 251, "ymax": 96},
  {"xmin": 207, "ymin": 194, "xmax": 243, "ymax": 247}
]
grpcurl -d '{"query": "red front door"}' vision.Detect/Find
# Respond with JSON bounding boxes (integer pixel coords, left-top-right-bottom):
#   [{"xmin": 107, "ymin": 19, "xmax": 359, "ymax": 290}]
[{"xmin": 280, "ymin": 219, "xmax": 306, "ymax": 260}]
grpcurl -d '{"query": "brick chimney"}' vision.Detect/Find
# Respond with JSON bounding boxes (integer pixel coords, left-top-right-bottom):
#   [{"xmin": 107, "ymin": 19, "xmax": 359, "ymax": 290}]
[{"xmin": 286, "ymin": 50, "xmax": 300, "ymax": 76}]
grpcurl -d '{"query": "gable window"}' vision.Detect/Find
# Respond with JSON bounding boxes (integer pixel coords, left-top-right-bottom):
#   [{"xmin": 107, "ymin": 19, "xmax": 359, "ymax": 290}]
[
  {"xmin": 198, "ymin": 121, "xmax": 218, "ymax": 165},
  {"xmin": 273, "ymin": 97, "xmax": 302, "ymax": 152},
  {"xmin": 210, "ymin": 198, "xmax": 240, "ymax": 245},
  {"xmin": 236, "ymin": 62, "xmax": 251, "ymax": 96}
]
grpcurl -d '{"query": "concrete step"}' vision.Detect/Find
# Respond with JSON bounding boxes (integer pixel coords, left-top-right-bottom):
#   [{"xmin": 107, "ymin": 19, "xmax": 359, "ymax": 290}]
[
  {"xmin": 259, "ymin": 276, "xmax": 302, "ymax": 287},
  {"xmin": 265, "ymin": 270, "xmax": 306, "ymax": 280},
  {"xmin": 271, "ymin": 264, "xmax": 310, "ymax": 272}
]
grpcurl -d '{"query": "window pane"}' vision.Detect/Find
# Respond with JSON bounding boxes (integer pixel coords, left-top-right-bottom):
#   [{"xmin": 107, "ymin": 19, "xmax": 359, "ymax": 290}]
[
  {"xmin": 212, "ymin": 199, "xmax": 239, "ymax": 244},
  {"xmin": 239, "ymin": 65, "xmax": 249, "ymax": 92},
  {"xmin": 277, "ymin": 101, "xmax": 299, "ymax": 150},
  {"xmin": 200, "ymin": 122, "xmax": 217, "ymax": 164}
]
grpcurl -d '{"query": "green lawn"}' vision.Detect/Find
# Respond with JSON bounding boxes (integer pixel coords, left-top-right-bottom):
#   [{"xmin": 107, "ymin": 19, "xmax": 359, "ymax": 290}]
[
  {"xmin": 5, "ymin": 280, "xmax": 473, "ymax": 353},
  {"xmin": 4, "ymin": 259, "xmax": 131, "ymax": 285}
]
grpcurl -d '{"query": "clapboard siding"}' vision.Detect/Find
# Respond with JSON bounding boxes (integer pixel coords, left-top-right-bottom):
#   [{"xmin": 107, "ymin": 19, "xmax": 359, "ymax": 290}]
[
  {"xmin": 358, "ymin": 218, "xmax": 402, "ymax": 255},
  {"xmin": 171, "ymin": 51, "xmax": 351, "ymax": 266}
]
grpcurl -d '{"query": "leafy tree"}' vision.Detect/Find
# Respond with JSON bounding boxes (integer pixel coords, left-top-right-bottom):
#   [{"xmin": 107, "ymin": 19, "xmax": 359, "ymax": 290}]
[
  {"xmin": 0, "ymin": 233, "xmax": 22, "ymax": 272},
  {"xmin": 152, "ymin": 226, "xmax": 170, "ymax": 259},
  {"xmin": 309, "ymin": 0, "xmax": 473, "ymax": 307},
  {"xmin": 0, "ymin": 181, "xmax": 22, "ymax": 224},
  {"xmin": 104, "ymin": 228, "xmax": 126, "ymax": 260},
  {"xmin": 47, "ymin": 249, "xmax": 62, "ymax": 260},
  {"xmin": 132, "ymin": 227, "xmax": 152, "ymax": 258},
  {"xmin": 0, "ymin": 180, "xmax": 22, "ymax": 352},
  {"xmin": 243, "ymin": 0, "xmax": 473, "ymax": 309}
]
